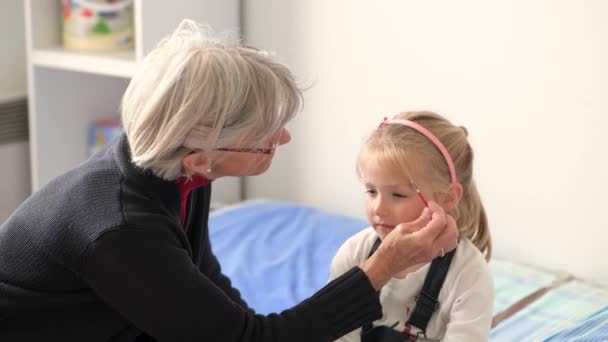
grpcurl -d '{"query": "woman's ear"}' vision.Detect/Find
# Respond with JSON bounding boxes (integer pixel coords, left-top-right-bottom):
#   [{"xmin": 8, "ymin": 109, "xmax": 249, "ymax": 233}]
[
  {"xmin": 181, "ymin": 151, "xmax": 212, "ymax": 176},
  {"xmin": 442, "ymin": 182, "xmax": 463, "ymax": 210}
]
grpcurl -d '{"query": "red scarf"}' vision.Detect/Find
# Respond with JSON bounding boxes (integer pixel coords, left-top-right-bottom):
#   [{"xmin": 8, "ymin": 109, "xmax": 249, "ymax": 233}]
[{"xmin": 176, "ymin": 176, "xmax": 212, "ymax": 227}]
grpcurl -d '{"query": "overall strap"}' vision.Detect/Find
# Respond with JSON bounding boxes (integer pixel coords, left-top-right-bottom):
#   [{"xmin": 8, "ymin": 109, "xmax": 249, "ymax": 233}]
[
  {"xmin": 368, "ymin": 237, "xmax": 383, "ymax": 258},
  {"xmin": 406, "ymin": 248, "xmax": 456, "ymax": 336},
  {"xmin": 361, "ymin": 237, "xmax": 457, "ymax": 341}
]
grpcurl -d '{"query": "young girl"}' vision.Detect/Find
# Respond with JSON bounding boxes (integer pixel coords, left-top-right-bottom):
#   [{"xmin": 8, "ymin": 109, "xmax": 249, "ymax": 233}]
[{"xmin": 330, "ymin": 111, "xmax": 494, "ymax": 341}]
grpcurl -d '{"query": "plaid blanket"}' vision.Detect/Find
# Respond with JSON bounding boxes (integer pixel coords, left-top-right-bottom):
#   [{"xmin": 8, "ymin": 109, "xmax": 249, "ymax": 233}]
[
  {"xmin": 491, "ymin": 257, "xmax": 568, "ymax": 316},
  {"xmin": 491, "ymin": 279, "xmax": 608, "ymax": 341},
  {"xmin": 544, "ymin": 306, "xmax": 608, "ymax": 341}
]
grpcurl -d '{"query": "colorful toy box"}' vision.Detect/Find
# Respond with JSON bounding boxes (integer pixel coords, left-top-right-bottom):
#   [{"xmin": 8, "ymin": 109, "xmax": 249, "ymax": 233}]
[
  {"xmin": 88, "ymin": 118, "xmax": 123, "ymax": 156},
  {"xmin": 62, "ymin": 0, "xmax": 134, "ymax": 52}
]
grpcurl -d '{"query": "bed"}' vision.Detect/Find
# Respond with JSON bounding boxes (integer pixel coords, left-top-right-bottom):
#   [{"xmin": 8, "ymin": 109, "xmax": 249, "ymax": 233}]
[{"xmin": 209, "ymin": 200, "xmax": 608, "ymax": 341}]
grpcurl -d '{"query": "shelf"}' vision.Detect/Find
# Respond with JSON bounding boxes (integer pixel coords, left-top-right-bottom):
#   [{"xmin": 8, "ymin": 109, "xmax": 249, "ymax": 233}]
[
  {"xmin": 25, "ymin": 0, "xmax": 241, "ymax": 201},
  {"xmin": 31, "ymin": 48, "xmax": 136, "ymax": 78}
]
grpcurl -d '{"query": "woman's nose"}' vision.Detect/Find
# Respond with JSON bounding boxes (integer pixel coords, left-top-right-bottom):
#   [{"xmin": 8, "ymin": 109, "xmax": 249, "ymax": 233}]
[{"xmin": 277, "ymin": 128, "xmax": 291, "ymax": 146}]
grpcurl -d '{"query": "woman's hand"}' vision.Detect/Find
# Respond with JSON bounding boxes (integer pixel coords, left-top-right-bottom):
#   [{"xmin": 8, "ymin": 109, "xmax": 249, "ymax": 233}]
[{"xmin": 361, "ymin": 201, "xmax": 458, "ymax": 290}]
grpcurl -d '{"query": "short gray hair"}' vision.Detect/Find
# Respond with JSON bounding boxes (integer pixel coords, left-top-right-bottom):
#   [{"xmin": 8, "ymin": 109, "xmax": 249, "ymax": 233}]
[{"xmin": 121, "ymin": 19, "xmax": 302, "ymax": 180}]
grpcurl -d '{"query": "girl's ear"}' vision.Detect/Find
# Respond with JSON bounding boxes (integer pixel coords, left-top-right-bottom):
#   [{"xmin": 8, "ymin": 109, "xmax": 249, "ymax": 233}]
[
  {"xmin": 442, "ymin": 182, "xmax": 463, "ymax": 210},
  {"xmin": 181, "ymin": 151, "xmax": 212, "ymax": 176}
]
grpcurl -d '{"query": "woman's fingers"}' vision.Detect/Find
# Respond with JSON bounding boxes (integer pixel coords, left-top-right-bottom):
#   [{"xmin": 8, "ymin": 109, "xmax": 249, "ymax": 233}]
[
  {"xmin": 407, "ymin": 201, "xmax": 456, "ymax": 261},
  {"xmin": 395, "ymin": 204, "xmax": 432, "ymax": 234},
  {"xmin": 410, "ymin": 201, "xmax": 446, "ymax": 241},
  {"xmin": 362, "ymin": 201, "xmax": 460, "ymax": 289}
]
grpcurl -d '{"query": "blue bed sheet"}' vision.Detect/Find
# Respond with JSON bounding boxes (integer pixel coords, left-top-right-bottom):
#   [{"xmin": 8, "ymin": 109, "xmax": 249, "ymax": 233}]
[{"xmin": 209, "ymin": 200, "xmax": 367, "ymax": 314}]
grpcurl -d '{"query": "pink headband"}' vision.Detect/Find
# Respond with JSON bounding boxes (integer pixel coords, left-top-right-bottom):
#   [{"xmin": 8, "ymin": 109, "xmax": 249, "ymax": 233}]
[{"xmin": 380, "ymin": 118, "xmax": 458, "ymax": 184}]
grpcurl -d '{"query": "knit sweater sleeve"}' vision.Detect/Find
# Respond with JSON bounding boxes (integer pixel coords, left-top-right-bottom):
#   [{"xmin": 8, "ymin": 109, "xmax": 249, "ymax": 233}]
[
  {"xmin": 329, "ymin": 229, "xmax": 376, "ymax": 342},
  {"xmin": 82, "ymin": 225, "xmax": 382, "ymax": 342},
  {"xmin": 198, "ymin": 222, "xmax": 251, "ymax": 310}
]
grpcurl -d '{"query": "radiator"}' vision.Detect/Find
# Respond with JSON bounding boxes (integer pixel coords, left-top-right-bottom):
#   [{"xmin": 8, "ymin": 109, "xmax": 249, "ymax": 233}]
[{"xmin": 0, "ymin": 94, "xmax": 30, "ymax": 223}]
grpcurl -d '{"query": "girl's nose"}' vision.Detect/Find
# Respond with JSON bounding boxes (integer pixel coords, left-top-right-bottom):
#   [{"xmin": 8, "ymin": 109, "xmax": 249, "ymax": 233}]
[{"xmin": 374, "ymin": 197, "xmax": 388, "ymax": 217}]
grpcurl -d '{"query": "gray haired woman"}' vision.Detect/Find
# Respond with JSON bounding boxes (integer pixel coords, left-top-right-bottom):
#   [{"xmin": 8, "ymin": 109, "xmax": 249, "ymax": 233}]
[{"xmin": 0, "ymin": 20, "xmax": 457, "ymax": 342}]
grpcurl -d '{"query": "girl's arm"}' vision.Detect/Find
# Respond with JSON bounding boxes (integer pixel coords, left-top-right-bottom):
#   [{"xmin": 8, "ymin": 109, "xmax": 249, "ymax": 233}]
[{"xmin": 441, "ymin": 258, "xmax": 494, "ymax": 342}]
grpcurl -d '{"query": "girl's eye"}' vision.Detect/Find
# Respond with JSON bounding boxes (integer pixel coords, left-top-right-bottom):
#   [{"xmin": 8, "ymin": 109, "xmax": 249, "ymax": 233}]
[
  {"xmin": 392, "ymin": 193, "xmax": 407, "ymax": 198},
  {"xmin": 365, "ymin": 189, "xmax": 377, "ymax": 196}
]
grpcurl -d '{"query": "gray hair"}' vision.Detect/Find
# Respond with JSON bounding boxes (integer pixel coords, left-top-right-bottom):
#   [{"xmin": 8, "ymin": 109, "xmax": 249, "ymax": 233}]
[{"xmin": 121, "ymin": 19, "xmax": 302, "ymax": 179}]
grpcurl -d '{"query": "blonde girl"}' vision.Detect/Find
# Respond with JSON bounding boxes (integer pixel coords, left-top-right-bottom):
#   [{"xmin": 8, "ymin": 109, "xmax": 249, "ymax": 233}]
[{"xmin": 331, "ymin": 111, "xmax": 493, "ymax": 342}]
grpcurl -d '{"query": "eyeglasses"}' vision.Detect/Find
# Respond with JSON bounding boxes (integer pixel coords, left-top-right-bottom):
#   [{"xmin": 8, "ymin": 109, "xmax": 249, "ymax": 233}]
[
  {"xmin": 213, "ymin": 132, "xmax": 283, "ymax": 155},
  {"xmin": 214, "ymin": 146, "xmax": 276, "ymax": 154}
]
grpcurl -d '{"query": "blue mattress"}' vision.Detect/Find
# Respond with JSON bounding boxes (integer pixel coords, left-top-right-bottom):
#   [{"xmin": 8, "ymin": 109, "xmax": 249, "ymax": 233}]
[{"xmin": 209, "ymin": 200, "xmax": 367, "ymax": 314}]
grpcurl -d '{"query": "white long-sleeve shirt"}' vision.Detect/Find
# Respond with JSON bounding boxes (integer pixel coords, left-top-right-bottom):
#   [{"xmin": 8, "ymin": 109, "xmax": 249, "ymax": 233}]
[{"xmin": 330, "ymin": 228, "xmax": 494, "ymax": 342}]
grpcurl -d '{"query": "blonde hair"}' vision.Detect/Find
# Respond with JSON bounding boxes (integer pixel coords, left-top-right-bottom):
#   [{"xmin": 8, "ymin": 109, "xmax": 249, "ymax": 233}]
[
  {"xmin": 121, "ymin": 19, "xmax": 302, "ymax": 179},
  {"xmin": 357, "ymin": 111, "xmax": 492, "ymax": 261}
]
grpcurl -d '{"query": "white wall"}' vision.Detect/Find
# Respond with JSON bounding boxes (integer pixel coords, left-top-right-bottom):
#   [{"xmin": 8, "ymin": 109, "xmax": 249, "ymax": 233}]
[
  {"xmin": 243, "ymin": 0, "xmax": 608, "ymax": 282},
  {"xmin": 0, "ymin": 0, "xmax": 29, "ymax": 223},
  {"xmin": 0, "ymin": 142, "xmax": 30, "ymax": 222},
  {"xmin": 0, "ymin": 0, "xmax": 26, "ymax": 95}
]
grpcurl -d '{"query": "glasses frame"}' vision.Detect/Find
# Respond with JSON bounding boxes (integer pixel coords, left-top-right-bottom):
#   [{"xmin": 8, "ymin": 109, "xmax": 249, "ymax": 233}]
[
  {"xmin": 213, "ymin": 133, "xmax": 283, "ymax": 155},
  {"xmin": 214, "ymin": 146, "xmax": 276, "ymax": 154}
]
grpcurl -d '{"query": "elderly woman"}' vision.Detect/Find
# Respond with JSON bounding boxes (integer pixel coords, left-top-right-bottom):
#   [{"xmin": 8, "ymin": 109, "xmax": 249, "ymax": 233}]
[{"xmin": 0, "ymin": 20, "xmax": 457, "ymax": 341}]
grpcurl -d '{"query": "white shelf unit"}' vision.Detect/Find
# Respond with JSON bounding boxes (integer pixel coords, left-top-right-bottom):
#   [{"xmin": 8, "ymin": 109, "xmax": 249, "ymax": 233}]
[
  {"xmin": 24, "ymin": 0, "xmax": 242, "ymax": 204},
  {"xmin": 1, "ymin": 0, "xmax": 29, "ymax": 223},
  {"xmin": 31, "ymin": 48, "xmax": 136, "ymax": 78}
]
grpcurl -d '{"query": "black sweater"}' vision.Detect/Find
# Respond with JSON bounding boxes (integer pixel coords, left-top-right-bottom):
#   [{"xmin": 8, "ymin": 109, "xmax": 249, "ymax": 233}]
[{"xmin": 0, "ymin": 134, "xmax": 381, "ymax": 341}]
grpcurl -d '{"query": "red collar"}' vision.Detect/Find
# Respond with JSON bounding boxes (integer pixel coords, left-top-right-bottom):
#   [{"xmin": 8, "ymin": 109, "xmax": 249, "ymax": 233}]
[{"xmin": 176, "ymin": 175, "xmax": 212, "ymax": 227}]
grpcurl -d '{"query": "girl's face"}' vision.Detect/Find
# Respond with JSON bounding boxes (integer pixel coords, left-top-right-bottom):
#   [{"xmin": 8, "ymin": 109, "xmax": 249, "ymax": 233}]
[{"xmin": 360, "ymin": 160, "xmax": 431, "ymax": 241}]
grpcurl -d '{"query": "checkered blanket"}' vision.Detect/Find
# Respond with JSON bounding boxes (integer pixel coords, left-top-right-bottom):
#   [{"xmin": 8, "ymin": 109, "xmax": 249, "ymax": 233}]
[
  {"xmin": 491, "ymin": 279, "xmax": 608, "ymax": 341},
  {"xmin": 491, "ymin": 258, "xmax": 568, "ymax": 316}
]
